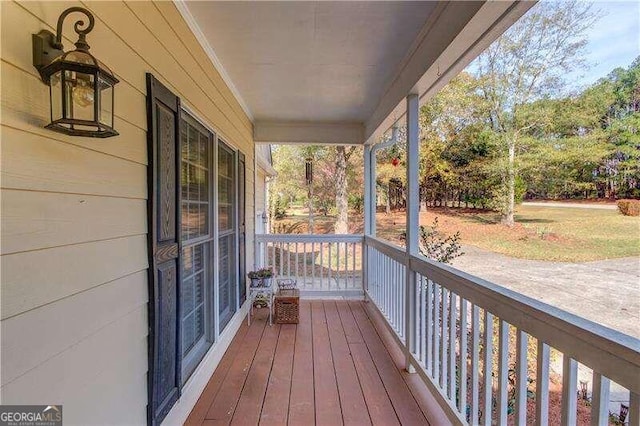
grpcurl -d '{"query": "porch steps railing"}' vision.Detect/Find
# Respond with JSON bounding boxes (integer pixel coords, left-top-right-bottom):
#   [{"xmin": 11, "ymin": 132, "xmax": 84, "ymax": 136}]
[
  {"xmin": 365, "ymin": 235, "xmax": 640, "ymax": 426},
  {"xmin": 255, "ymin": 234, "xmax": 363, "ymax": 296}
]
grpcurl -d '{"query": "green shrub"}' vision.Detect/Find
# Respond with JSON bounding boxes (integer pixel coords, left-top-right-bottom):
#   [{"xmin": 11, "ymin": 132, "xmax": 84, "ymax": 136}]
[
  {"xmin": 270, "ymin": 194, "xmax": 288, "ymax": 219},
  {"xmin": 400, "ymin": 217, "xmax": 464, "ymax": 264},
  {"xmin": 348, "ymin": 194, "xmax": 364, "ymax": 213},
  {"xmin": 617, "ymin": 199, "xmax": 640, "ymax": 216}
]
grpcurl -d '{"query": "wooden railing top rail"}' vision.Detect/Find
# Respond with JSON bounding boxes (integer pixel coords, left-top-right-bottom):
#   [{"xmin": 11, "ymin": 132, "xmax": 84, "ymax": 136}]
[
  {"xmin": 364, "ymin": 235, "xmax": 640, "ymax": 394},
  {"xmin": 256, "ymin": 233, "xmax": 364, "ymax": 243}
]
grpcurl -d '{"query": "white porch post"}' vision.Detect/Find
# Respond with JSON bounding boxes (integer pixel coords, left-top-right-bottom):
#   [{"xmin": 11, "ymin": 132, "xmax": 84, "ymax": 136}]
[
  {"xmin": 364, "ymin": 145, "xmax": 374, "ymax": 237},
  {"xmin": 405, "ymin": 93, "xmax": 419, "ymax": 372},
  {"xmin": 363, "ymin": 145, "xmax": 373, "ymax": 300}
]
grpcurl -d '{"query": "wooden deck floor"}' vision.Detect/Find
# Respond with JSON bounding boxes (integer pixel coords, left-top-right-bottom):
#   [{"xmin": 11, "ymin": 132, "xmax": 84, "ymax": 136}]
[{"xmin": 186, "ymin": 300, "xmax": 434, "ymax": 426}]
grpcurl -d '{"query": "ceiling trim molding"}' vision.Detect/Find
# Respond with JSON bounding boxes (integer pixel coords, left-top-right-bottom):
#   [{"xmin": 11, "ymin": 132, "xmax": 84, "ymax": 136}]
[
  {"xmin": 256, "ymin": 151, "xmax": 278, "ymax": 177},
  {"xmin": 174, "ymin": 0, "xmax": 254, "ymax": 122},
  {"xmin": 254, "ymin": 121, "xmax": 365, "ymax": 145},
  {"xmin": 364, "ymin": 0, "xmax": 535, "ymax": 144}
]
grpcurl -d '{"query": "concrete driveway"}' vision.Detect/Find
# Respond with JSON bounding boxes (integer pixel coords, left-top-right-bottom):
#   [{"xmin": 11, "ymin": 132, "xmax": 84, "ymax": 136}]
[{"xmin": 451, "ymin": 245, "xmax": 640, "ymax": 338}]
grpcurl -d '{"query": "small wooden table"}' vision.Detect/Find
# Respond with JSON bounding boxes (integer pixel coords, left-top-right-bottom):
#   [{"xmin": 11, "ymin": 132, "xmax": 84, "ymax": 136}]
[{"xmin": 274, "ymin": 288, "xmax": 300, "ymax": 324}]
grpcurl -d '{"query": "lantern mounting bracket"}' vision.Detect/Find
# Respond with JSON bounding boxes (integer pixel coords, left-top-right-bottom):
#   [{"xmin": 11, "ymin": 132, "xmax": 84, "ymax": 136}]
[
  {"xmin": 32, "ymin": 7, "xmax": 95, "ymax": 82},
  {"xmin": 32, "ymin": 30, "xmax": 63, "ymax": 82}
]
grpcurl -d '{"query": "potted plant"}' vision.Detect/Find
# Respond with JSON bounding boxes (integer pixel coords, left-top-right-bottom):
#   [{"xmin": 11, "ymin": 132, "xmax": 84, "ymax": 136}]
[{"xmin": 248, "ymin": 267, "xmax": 274, "ymax": 288}]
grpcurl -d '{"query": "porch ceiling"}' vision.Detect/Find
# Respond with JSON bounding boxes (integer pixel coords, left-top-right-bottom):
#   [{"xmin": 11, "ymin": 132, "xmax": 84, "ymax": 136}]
[{"xmin": 179, "ymin": 1, "xmax": 534, "ymax": 144}]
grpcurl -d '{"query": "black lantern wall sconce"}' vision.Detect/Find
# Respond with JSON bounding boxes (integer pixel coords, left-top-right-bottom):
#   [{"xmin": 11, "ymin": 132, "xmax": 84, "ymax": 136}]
[{"xmin": 32, "ymin": 7, "xmax": 118, "ymax": 138}]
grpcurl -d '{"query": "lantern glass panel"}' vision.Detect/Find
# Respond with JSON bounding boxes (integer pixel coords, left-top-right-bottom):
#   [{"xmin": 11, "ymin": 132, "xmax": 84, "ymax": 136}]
[
  {"xmin": 65, "ymin": 50, "xmax": 96, "ymax": 66},
  {"xmin": 64, "ymin": 70, "xmax": 95, "ymax": 122},
  {"xmin": 50, "ymin": 71, "xmax": 63, "ymax": 122},
  {"xmin": 99, "ymin": 76, "xmax": 113, "ymax": 128}
]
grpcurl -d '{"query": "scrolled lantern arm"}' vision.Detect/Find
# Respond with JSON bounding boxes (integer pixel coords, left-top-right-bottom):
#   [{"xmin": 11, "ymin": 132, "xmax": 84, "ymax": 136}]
[{"xmin": 53, "ymin": 7, "xmax": 95, "ymax": 52}]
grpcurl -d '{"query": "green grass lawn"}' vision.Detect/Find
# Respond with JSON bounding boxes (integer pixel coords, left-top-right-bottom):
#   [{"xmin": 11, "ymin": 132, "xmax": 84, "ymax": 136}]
[
  {"xmin": 454, "ymin": 205, "xmax": 640, "ymax": 262},
  {"xmin": 275, "ymin": 204, "xmax": 640, "ymax": 262}
]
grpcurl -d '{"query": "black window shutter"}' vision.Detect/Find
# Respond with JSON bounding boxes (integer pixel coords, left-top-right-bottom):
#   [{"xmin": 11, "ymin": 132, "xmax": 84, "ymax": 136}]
[
  {"xmin": 238, "ymin": 152, "xmax": 247, "ymax": 305},
  {"xmin": 146, "ymin": 73, "xmax": 182, "ymax": 426}
]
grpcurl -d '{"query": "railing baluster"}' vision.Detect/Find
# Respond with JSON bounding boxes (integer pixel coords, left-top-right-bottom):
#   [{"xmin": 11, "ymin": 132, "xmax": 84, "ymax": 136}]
[
  {"xmin": 344, "ymin": 242, "xmax": 348, "ymax": 288},
  {"xmin": 390, "ymin": 260, "xmax": 395, "ymax": 326},
  {"xmin": 397, "ymin": 261, "xmax": 401, "ymax": 333},
  {"xmin": 295, "ymin": 242, "xmax": 299, "ymax": 280},
  {"xmin": 311, "ymin": 241, "xmax": 316, "ymax": 287},
  {"xmin": 536, "ymin": 341, "xmax": 550, "ymax": 426},
  {"xmin": 441, "ymin": 287, "xmax": 449, "ymax": 390},
  {"xmin": 515, "ymin": 329, "xmax": 528, "ymax": 426},
  {"xmin": 561, "ymin": 356, "xmax": 578, "ymax": 426},
  {"xmin": 498, "ymin": 320, "xmax": 509, "ymax": 426},
  {"xmin": 590, "ymin": 372, "xmax": 610, "ymax": 426},
  {"xmin": 271, "ymin": 242, "xmax": 276, "ymax": 271},
  {"xmin": 426, "ymin": 278, "xmax": 433, "ymax": 375},
  {"xmin": 328, "ymin": 243, "xmax": 332, "ymax": 287},
  {"xmin": 396, "ymin": 261, "xmax": 399, "ymax": 331},
  {"xmin": 420, "ymin": 275, "xmax": 426, "ymax": 365},
  {"xmin": 400, "ymin": 262, "xmax": 405, "ymax": 338},
  {"xmin": 337, "ymin": 242, "xmax": 342, "ymax": 288},
  {"xmin": 459, "ymin": 298, "xmax": 468, "ymax": 415},
  {"xmin": 471, "ymin": 304, "xmax": 480, "ymax": 426},
  {"xmin": 303, "ymin": 242, "xmax": 307, "ymax": 286},
  {"xmin": 449, "ymin": 291, "xmax": 456, "ymax": 400},
  {"xmin": 352, "ymin": 242, "xmax": 356, "ymax": 289},
  {"xmin": 483, "ymin": 311, "xmax": 494, "ymax": 426},
  {"xmin": 390, "ymin": 259, "xmax": 394, "ymax": 324},
  {"xmin": 384, "ymin": 252, "xmax": 388, "ymax": 311},
  {"xmin": 433, "ymin": 283, "xmax": 441, "ymax": 385},
  {"xmin": 287, "ymin": 242, "xmax": 291, "ymax": 277},
  {"xmin": 384, "ymin": 254, "xmax": 388, "ymax": 315}
]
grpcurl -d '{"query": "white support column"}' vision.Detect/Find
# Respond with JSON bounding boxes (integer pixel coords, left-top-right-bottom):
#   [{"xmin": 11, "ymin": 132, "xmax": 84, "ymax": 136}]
[
  {"xmin": 369, "ymin": 147, "xmax": 377, "ymax": 237},
  {"xmin": 405, "ymin": 93, "xmax": 419, "ymax": 372},
  {"xmin": 363, "ymin": 145, "xmax": 373, "ymax": 301},
  {"xmin": 364, "ymin": 145, "xmax": 373, "ymax": 237}
]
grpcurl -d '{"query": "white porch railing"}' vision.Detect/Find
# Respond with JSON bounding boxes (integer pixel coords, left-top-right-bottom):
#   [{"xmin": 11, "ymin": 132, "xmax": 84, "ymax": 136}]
[
  {"xmin": 255, "ymin": 234, "xmax": 363, "ymax": 296},
  {"xmin": 365, "ymin": 235, "xmax": 640, "ymax": 426}
]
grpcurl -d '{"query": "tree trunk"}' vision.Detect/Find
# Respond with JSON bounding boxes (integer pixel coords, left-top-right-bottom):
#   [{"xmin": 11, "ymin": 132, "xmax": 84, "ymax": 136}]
[
  {"xmin": 385, "ymin": 184, "xmax": 391, "ymax": 214},
  {"xmin": 502, "ymin": 141, "xmax": 516, "ymax": 226},
  {"xmin": 334, "ymin": 146, "xmax": 349, "ymax": 234}
]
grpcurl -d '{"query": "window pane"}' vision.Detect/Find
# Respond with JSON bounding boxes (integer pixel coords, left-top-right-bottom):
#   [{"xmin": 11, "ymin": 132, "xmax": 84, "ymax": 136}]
[
  {"xmin": 181, "ymin": 120, "xmax": 210, "ymax": 242},
  {"xmin": 179, "ymin": 113, "xmax": 215, "ymax": 382},
  {"xmin": 217, "ymin": 142, "xmax": 237, "ymax": 331},
  {"xmin": 181, "ymin": 243, "xmax": 207, "ymax": 357}
]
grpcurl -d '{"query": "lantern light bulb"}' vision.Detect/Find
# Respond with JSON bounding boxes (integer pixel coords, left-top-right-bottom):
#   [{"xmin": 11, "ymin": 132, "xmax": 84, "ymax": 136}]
[{"xmin": 72, "ymin": 78, "xmax": 94, "ymax": 108}]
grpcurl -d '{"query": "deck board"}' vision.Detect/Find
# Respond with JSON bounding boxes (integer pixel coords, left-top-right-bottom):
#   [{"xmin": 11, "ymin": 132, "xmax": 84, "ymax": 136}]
[
  {"xmin": 311, "ymin": 301, "xmax": 343, "ymax": 426},
  {"xmin": 185, "ymin": 319, "xmax": 251, "ymax": 425},
  {"xmin": 324, "ymin": 301, "xmax": 372, "ymax": 426},
  {"xmin": 188, "ymin": 300, "xmax": 431, "ymax": 426},
  {"xmin": 259, "ymin": 324, "xmax": 295, "ymax": 426},
  {"xmin": 204, "ymin": 313, "xmax": 268, "ymax": 422},
  {"xmin": 349, "ymin": 301, "xmax": 428, "ymax": 425},
  {"xmin": 288, "ymin": 301, "xmax": 315, "ymax": 425},
  {"xmin": 231, "ymin": 322, "xmax": 280, "ymax": 426}
]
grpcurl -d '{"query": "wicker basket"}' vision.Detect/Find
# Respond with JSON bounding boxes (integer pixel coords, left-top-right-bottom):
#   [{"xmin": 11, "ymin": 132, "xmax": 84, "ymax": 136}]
[{"xmin": 274, "ymin": 288, "xmax": 300, "ymax": 324}]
